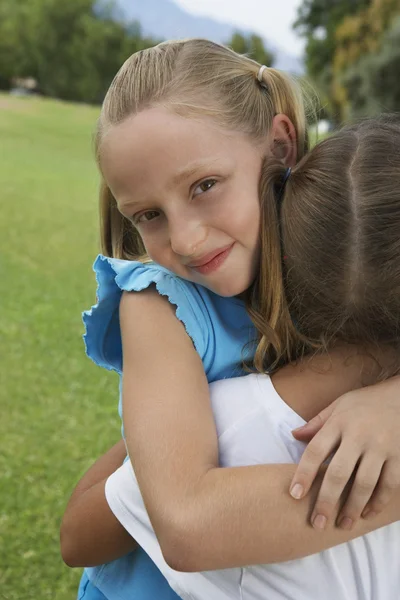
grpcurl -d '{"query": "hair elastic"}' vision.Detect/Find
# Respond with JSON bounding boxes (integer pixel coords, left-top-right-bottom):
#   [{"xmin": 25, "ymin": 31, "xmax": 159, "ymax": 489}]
[
  {"xmin": 278, "ymin": 167, "xmax": 292, "ymax": 202},
  {"xmin": 283, "ymin": 167, "xmax": 292, "ymax": 184},
  {"xmin": 257, "ymin": 65, "xmax": 267, "ymax": 82}
]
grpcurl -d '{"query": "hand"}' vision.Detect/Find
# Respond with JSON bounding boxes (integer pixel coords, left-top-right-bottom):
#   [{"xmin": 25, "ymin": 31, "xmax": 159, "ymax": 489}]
[{"xmin": 289, "ymin": 376, "xmax": 400, "ymax": 531}]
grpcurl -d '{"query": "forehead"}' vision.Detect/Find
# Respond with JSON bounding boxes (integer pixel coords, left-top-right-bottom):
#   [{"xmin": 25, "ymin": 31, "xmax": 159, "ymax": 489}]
[{"xmin": 100, "ymin": 107, "xmax": 253, "ymax": 194}]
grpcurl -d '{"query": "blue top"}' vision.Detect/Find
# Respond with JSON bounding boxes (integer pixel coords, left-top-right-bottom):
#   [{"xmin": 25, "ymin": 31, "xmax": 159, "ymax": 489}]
[{"xmin": 81, "ymin": 255, "xmax": 255, "ymax": 600}]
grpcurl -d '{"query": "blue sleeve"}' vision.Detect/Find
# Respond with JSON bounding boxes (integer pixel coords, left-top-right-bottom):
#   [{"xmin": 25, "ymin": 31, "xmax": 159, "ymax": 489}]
[{"xmin": 82, "ymin": 255, "xmax": 212, "ymax": 374}]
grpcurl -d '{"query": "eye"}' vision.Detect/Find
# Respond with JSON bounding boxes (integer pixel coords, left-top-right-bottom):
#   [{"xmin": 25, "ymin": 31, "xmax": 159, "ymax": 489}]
[
  {"xmin": 135, "ymin": 210, "xmax": 160, "ymax": 224},
  {"xmin": 193, "ymin": 179, "xmax": 217, "ymax": 196}
]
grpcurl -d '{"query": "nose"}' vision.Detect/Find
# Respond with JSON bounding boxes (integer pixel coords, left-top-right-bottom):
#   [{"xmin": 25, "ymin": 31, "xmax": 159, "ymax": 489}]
[{"xmin": 169, "ymin": 215, "xmax": 208, "ymax": 258}]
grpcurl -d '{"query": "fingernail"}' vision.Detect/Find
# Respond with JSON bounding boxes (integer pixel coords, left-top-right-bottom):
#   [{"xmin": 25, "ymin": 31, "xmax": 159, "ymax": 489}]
[
  {"xmin": 313, "ymin": 514, "xmax": 327, "ymax": 530},
  {"xmin": 292, "ymin": 426, "xmax": 307, "ymax": 434},
  {"xmin": 363, "ymin": 510, "xmax": 377, "ymax": 520},
  {"xmin": 338, "ymin": 516, "xmax": 353, "ymax": 530},
  {"xmin": 290, "ymin": 483, "xmax": 304, "ymax": 500}
]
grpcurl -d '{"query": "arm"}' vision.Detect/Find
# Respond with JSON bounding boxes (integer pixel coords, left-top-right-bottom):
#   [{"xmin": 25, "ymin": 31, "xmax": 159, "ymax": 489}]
[
  {"xmin": 119, "ymin": 289, "xmax": 400, "ymax": 572},
  {"xmin": 59, "ymin": 439, "xmax": 400, "ymax": 570},
  {"xmin": 106, "ymin": 458, "xmax": 400, "ymax": 572},
  {"xmin": 60, "ymin": 439, "xmax": 137, "ymax": 567}
]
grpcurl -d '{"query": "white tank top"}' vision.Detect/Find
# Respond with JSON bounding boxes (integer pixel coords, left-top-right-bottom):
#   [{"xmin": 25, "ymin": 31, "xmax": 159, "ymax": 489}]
[{"xmin": 106, "ymin": 374, "xmax": 400, "ymax": 600}]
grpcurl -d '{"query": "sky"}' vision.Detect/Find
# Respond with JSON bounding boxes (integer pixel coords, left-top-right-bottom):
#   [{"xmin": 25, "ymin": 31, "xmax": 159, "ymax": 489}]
[{"xmin": 175, "ymin": 0, "xmax": 305, "ymax": 56}]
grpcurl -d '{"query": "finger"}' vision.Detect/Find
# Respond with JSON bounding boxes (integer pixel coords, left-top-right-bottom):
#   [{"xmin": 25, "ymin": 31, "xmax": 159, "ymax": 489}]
[
  {"xmin": 292, "ymin": 403, "xmax": 336, "ymax": 441},
  {"xmin": 362, "ymin": 460, "xmax": 400, "ymax": 519},
  {"xmin": 290, "ymin": 426, "xmax": 341, "ymax": 500},
  {"xmin": 336, "ymin": 455, "xmax": 384, "ymax": 530},
  {"xmin": 310, "ymin": 443, "xmax": 360, "ymax": 529}
]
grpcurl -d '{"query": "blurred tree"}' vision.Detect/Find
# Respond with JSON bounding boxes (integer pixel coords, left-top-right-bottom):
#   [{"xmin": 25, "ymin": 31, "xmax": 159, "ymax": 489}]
[
  {"xmin": 228, "ymin": 32, "xmax": 274, "ymax": 66},
  {"xmin": 0, "ymin": 0, "xmax": 158, "ymax": 103},
  {"xmin": 332, "ymin": 0, "xmax": 400, "ymax": 119},
  {"xmin": 336, "ymin": 14, "xmax": 400, "ymax": 119},
  {"xmin": 294, "ymin": 0, "xmax": 372, "ymax": 120}
]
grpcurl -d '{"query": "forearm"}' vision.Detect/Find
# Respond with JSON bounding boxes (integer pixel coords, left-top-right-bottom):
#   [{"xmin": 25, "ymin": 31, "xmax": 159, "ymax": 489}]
[
  {"xmin": 108, "ymin": 458, "xmax": 399, "ymax": 572},
  {"xmin": 158, "ymin": 463, "xmax": 400, "ymax": 572},
  {"xmin": 60, "ymin": 440, "xmax": 137, "ymax": 567}
]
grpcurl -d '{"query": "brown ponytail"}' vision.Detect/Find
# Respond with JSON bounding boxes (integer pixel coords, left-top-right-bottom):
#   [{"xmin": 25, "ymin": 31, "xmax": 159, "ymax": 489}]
[{"xmin": 249, "ymin": 116, "xmax": 400, "ymax": 379}]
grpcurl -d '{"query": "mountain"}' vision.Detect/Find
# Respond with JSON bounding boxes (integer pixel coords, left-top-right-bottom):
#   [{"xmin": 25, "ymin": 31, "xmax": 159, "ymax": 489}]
[{"xmin": 115, "ymin": 0, "xmax": 303, "ymax": 73}]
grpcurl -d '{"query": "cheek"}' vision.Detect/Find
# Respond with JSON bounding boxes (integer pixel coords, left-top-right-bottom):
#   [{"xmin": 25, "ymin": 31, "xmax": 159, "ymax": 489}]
[
  {"xmin": 140, "ymin": 232, "xmax": 169, "ymax": 265},
  {"xmin": 137, "ymin": 231, "xmax": 156, "ymax": 257},
  {"xmin": 228, "ymin": 195, "xmax": 261, "ymax": 243}
]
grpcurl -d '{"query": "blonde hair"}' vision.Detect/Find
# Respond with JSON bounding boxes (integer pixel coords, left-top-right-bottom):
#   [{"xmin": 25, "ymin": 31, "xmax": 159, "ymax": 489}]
[
  {"xmin": 251, "ymin": 116, "xmax": 400, "ymax": 377},
  {"xmin": 95, "ymin": 38, "xmax": 313, "ymax": 259}
]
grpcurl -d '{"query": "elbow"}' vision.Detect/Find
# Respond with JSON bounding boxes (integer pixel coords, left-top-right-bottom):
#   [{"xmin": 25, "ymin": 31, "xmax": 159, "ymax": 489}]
[
  {"xmin": 156, "ymin": 511, "xmax": 208, "ymax": 573},
  {"xmin": 60, "ymin": 519, "xmax": 85, "ymax": 568},
  {"xmin": 61, "ymin": 547, "xmax": 81, "ymax": 569},
  {"xmin": 60, "ymin": 542, "xmax": 80, "ymax": 569},
  {"xmin": 161, "ymin": 538, "xmax": 201, "ymax": 573}
]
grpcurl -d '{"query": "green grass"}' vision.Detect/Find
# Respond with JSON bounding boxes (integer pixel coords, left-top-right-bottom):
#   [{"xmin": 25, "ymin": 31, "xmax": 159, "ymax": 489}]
[{"xmin": 0, "ymin": 94, "xmax": 120, "ymax": 599}]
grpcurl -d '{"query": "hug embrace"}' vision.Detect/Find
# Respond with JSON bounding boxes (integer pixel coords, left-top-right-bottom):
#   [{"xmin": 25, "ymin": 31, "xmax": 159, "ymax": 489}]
[{"xmin": 61, "ymin": 39, "xmax": 400, "ymax": 600}]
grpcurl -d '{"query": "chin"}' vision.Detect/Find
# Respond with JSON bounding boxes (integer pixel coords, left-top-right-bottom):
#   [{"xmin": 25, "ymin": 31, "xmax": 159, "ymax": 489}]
[{"xmin": 210, "ymin": 278, "xmax": 252, "ymax": 298}]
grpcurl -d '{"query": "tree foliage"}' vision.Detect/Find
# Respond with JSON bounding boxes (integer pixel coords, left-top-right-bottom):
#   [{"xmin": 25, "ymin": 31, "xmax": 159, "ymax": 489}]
[
  {"xmin": 332, "ymin": 0, "xmax": 400, "ymax": 118},
  {"xmin": 294, "ymin": 0, "xmax": 372, "ymax": 119},
  {"xmin": 0, "ymin": 0, "xmax": 158, "ymax": 103},
  {"xmin": 227, "ymin": 32, "xmax": 274, "ymax": 67},
  {"xmin": 337, "ymin": 15, "xmax": 400, "ymax": 119},
  {"xmin": 296, "ymin": 0, "xmax": 400, "ymax": 120},
  {"xmin": 294, "ymin": 0, "xmax": 371, "ymax": 78}
]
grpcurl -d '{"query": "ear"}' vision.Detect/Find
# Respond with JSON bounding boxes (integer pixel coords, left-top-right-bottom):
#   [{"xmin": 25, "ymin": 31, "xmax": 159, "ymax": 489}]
[{"xmin": 271, "ymin": 114, "xmax": 297, "ymax": 166}]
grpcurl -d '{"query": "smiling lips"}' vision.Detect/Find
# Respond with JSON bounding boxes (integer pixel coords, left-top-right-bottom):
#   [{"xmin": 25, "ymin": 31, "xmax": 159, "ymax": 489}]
[{"xmin": 188, "ymin": 243, "xmax": 234, "ymax": 275}]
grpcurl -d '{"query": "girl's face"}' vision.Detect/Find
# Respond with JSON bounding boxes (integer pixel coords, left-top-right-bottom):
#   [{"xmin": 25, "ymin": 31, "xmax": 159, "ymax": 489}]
[{"xmin": 101, "ymin": 106, "xmax": 269, "ymax": 297}]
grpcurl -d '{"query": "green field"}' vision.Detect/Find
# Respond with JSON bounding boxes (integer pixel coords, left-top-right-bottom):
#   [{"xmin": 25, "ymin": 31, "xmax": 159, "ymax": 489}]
[{"xmin": 0, "ymin": 94, "xmax": 121, "ymax": 599}]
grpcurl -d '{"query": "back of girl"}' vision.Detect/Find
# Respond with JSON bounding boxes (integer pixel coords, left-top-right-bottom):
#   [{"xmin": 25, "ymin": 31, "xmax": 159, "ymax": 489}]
[
  {"xmin": 230, "ymin": 114, "xmax": 400, "ymax": 599},
  {"xmin": 105, "ymin": 117, "xmax": 400, "ymax": 599},
  {"xmin": 228, "ymin": 114, "xmax": 400, "ymax": 599}
]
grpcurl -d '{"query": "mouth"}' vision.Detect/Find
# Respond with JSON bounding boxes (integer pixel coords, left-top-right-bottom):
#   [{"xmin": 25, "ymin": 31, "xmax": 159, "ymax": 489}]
[{"xmin": 188, "ymin": 243, "xmax": 234, "ymax": 275}]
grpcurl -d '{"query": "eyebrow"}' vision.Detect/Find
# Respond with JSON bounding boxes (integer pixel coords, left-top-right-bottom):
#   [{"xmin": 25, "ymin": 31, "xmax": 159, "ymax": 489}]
[{"xmin": 171, "ymin": 159, "xmax": 222, "ymax": 186}]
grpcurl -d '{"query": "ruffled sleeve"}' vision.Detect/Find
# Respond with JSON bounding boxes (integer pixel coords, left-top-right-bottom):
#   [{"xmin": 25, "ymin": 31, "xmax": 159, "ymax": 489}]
[{"xmin": 82, "ymin": 255, "xmax": 211, "ymax": 374}]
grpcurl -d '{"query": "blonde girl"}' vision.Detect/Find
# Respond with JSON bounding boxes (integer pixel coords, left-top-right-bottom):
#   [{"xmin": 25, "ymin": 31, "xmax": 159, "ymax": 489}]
[{"xmin": 61, "ymin": 40, "xmax": 400, "ymax": 600}]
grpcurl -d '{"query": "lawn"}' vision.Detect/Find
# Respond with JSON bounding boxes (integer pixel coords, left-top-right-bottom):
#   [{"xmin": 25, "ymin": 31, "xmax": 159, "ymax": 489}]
[{"xmin": 0, "ymin": 94, "xmax": 120, "ymax": 599}]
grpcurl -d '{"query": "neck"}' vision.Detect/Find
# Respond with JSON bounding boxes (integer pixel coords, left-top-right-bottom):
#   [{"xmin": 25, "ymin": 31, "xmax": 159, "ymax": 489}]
[{"xmin": 271, "ymin": 345, "xmax": 395, "ymax": 422}]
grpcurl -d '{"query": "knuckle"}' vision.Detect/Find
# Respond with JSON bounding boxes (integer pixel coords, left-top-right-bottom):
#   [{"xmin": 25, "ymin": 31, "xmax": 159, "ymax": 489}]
[
  {"xmin": 316, "ymin": 497, "xmax": 335, "ymax": 513},
  {"xmin": 368, "ymin": 499, "xmax": 386, "ymax": 513},
  {"xmin": 295, "ymin": 473, "xmax": 313, "ymax": 487},
  {"xmin": 305, "ymin": 443, "xmax": 325, "ymax": 462},
  {"xmin": 342, "ymin": 506, "xmax": 362, "ymax": 521},
  {"xmin": 327, "ymin": 466, "xmax": 347, "ymax": 486},
  {"xmin": 382, "ymin": 477, "xmax": 400, "ymax": 491},
  {"xmin": 368, "ymin": 488, "xmax": 395, "ymax": 512},
  {"xmin": 351, "ymin": 431, "xmax": 368, "ymax": 447},
  {"xmin": 355, "ymin": 477, "xmax": 376, "ymax": 493},
  {"xmin": 296, "ymin": 461, "xmax": 316, "ymax": 477}
]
